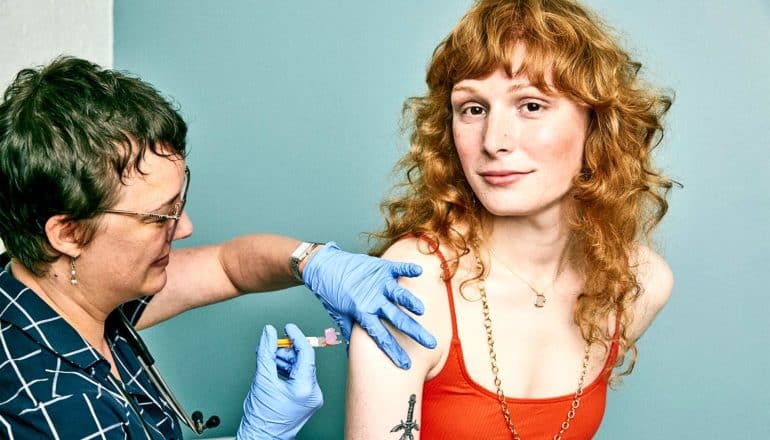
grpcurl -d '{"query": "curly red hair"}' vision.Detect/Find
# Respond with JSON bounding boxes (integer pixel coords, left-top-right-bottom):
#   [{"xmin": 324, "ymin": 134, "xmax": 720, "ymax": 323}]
[{"xmin": 372, "ymin": 0, "xmax": 674, "ymax": 379}]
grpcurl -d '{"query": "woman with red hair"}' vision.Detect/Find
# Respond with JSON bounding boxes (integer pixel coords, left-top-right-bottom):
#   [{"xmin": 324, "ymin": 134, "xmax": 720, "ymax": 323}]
[{"xmin": 346, "ymin": 0, "xmax": 675, "ymax": 438}]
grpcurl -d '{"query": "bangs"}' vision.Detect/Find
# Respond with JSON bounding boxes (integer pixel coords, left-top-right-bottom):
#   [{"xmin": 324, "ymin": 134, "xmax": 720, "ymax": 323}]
[{"xmin": 428, "ymin": 0, "xmax": 624, "ymax": 104}]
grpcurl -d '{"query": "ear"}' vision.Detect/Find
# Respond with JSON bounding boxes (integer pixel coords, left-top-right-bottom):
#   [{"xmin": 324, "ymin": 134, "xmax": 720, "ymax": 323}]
[{"xmin": 45, "ymin": 214, "xmax": 84, "ymax": 258}]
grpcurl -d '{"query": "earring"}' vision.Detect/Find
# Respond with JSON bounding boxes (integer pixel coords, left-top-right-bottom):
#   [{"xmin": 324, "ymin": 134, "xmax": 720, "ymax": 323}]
[{"xmin": 70, "ymin": 257, "xmax": 78, "ymax": 286}]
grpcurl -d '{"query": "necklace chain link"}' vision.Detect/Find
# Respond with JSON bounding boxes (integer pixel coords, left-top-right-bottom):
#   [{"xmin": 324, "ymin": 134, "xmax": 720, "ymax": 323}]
[{"xmin": 475, "ymin": 248, "xmax": 590, "ymax": 440}]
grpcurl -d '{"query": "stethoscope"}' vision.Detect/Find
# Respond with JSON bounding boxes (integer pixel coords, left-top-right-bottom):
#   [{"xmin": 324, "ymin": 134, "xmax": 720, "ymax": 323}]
[
  {"xmin": 114, "ymin": 311, "xmax": 220, "ymax": 437},
  {"xmin": 2, "ymin": 259, "xmax": 219, "ymax": 438}
]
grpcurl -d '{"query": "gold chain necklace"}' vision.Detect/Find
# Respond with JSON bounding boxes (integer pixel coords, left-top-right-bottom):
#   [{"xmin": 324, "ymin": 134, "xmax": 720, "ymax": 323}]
[
  {"xmin": 489, "ymin": 247, "xmax": 556, "ymax": 308},
  {"xmin": 475, "ymin": 249, "xmax": 590, "ymax": 440}
]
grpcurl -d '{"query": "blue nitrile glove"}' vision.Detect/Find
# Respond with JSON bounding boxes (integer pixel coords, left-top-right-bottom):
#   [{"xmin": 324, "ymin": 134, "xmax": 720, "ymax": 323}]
[
  {"xmin": 237, "ymin": 324, "xmax": 323, "ymax": 440},
  {"xmin": 302, "ymin": 242, "xmax": 437, "ymax": 369}
]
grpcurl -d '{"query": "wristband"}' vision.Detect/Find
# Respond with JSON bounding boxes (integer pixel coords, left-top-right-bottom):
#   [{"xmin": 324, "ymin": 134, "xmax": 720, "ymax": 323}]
[{"xmin": 290, "ymin": 242, "xmax": 321, "ymax": 282}]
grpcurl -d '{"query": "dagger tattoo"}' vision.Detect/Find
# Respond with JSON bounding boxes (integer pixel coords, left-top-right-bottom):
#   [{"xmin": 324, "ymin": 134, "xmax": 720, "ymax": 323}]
[{"xmin": 390, "ymin": 394, "xmax": 419, "ymax": 440}]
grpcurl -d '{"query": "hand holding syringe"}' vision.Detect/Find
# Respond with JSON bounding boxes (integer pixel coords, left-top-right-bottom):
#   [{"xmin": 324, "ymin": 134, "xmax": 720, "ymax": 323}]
[{"xmin": 277, "ymin": 328, "xmax": 342, "ymax": 348}]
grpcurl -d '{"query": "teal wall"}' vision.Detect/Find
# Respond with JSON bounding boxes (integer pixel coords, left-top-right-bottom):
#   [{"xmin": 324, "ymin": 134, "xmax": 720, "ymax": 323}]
[{"xmin": 114, "ymin": 1, "xmax": 770, "ymax": 438}]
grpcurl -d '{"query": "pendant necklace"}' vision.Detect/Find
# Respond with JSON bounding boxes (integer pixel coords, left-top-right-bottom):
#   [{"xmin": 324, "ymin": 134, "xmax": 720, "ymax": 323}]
[
  {"xmin": 488, "ymin": 247, "xmax": 559, "ymax": 308},
  {"xmin": 475, "ymin": 246, "xmax": 590, "ymax": 439}
]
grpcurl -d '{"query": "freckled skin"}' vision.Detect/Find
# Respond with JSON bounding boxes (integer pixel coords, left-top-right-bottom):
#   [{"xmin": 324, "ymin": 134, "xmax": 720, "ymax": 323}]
[{"xmin": 451, "ymin": 45, "xmax": 589, "ymax": 218}]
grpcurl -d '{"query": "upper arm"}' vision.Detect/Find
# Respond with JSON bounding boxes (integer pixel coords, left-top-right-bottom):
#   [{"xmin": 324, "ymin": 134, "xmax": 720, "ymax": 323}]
[
  {"xmin": 627, "ymin": 244, "xmax": 674, "ymax": 341},
  {"xmin": 135, "ymin": 234, "xmax": 303, "ymax": 329},
  {"xmin": 135, "ymin": 244, "xmax": 238, "ymax": 329},
  {"xmin": 346, "ymin": 323, "xmax": 432, "ymax": 439},
  {"xmin": 345, "ymin": 238, "xmax": 449, "ymax": 440}
]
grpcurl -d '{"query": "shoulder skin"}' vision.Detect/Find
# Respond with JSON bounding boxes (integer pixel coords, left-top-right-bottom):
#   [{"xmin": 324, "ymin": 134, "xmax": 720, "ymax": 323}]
[{"xmin": 627, "ymin": 244, "xmax": 674, "ymax": 341}]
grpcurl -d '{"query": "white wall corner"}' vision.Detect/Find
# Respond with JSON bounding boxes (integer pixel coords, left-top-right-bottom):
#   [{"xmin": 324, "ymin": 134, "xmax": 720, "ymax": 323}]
[
  {"xmin": 0, "ymin": 0, "xmax": 113, "ymax": 254},
  {"xmin": 0, "ymin": 0, "xmax": 113, "ymax": 90}
]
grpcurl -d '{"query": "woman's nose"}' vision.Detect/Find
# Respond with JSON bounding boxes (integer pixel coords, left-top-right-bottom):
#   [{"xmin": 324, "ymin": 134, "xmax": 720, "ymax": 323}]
[{"xmin": 482, "ymin": 110, "xmax": 517, "ymax": 156}]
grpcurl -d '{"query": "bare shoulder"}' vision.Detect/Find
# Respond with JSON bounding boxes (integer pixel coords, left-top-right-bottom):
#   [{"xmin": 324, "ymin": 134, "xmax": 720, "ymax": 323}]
[
  {"xmin": 382, "ymin": 237, "xmax": 452, "ymax": 375},
  {"xmin": 380, "ymin": 236, "xmax": 453, "ymax": 350},
  {"xmin": 632, "ymin": 244, "xmax": 674, "ymax": 309},
  {"xmin": 627, "ymin": 244, "xmax": 674, "ymax": 340},
  {"xmin": 381, "ymin": 236, "xmax": 448, "ymax": 288}
]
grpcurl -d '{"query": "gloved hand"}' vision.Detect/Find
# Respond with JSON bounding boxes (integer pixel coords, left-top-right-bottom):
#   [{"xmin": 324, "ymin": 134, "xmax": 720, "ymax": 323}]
[
  {"xmin": 237, "ymin": 324, "xmax": 323, "ymax": 440},
  {"xmin": 302, "ymin": 242, "xmax": 437, "ymax": 369}
]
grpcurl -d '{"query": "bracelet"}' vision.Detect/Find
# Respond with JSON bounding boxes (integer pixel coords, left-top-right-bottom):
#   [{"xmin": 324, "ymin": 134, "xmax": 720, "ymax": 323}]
[{"xmin": 290, "ymin": 242, "xmax": 321, "ymax": 282}]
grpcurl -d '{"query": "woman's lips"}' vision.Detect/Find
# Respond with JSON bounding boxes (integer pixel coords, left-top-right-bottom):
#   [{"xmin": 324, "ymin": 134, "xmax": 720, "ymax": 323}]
[
  {"xmin": 152, "ymin": 254, "xmax": 170, "ymax": 267},
  {"xmin": 480, "ymin": 170, "xmax": 532, "ymax": 186}
]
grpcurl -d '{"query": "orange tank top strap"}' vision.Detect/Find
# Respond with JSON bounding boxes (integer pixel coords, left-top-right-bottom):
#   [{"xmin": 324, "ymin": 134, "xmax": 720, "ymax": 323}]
[
  {"xmin": 601, "ymin": 306, "xmax": 624, "ymax": 378},
  {"xmin": 400, "ymin": 233, "xmax": 460, "ymax": 340}
]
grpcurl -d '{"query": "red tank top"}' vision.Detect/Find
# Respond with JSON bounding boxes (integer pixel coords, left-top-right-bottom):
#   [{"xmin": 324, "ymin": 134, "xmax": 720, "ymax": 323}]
[{"xmin": 418, "ymin": 236, "xmax": 618, "ymax": 439}]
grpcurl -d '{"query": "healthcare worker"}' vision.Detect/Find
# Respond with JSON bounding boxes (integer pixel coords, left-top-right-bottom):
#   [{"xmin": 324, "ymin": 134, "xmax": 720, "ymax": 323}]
[{"xmin": 0, "ymin": 57, "xmax": 435, "ymax": 439}]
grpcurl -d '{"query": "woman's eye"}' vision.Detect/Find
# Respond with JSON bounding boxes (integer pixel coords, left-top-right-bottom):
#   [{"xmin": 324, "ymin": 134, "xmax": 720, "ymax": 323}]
[
  {"xmin": 524, "ymin": 102, "xmax": 542, "ymax": 112},
  {"xmin": 462, "ymin": 105, "xmax": 486, "ymax": 116}
]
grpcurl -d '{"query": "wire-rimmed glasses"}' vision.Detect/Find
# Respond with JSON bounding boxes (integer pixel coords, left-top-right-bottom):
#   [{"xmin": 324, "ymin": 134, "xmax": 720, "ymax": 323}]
[{"xmin": 99, "ymin": 167, "xmax": 190, "ymax": 241}]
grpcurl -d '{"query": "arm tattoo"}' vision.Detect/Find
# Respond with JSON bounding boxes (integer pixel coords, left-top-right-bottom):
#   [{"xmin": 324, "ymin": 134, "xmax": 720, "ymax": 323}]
[{"xmin": 390, "ymin": 394, "xmax": 419, "ymax": 439}]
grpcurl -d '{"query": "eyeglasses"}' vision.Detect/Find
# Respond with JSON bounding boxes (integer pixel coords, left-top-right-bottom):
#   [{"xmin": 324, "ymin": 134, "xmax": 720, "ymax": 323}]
[
  {"xmin": 99, "ymin": 167, "xmax": 190, "ymax": 241},
  {"xmin": 116, "ymin": 311, "xmax": 220, "ymax": 435}
]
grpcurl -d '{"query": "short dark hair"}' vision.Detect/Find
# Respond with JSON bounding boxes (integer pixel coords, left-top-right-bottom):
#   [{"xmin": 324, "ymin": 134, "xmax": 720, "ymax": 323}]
[{"xmin": 0, "ymin": 56, "xmax": 188, "ymax": 274}]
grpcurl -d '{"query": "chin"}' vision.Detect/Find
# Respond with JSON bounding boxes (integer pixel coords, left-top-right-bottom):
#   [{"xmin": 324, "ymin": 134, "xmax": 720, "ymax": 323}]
[
  {"xmin": 479, "ymin": 190, "xmax": 572, "ymax": 218},
  {"xmin": 479, "ymin": 197, "xmax": 540, "ymax": 217},
  {"xmin": 142, "ymin": 272, "xmax": 169, "ymax": 296}
]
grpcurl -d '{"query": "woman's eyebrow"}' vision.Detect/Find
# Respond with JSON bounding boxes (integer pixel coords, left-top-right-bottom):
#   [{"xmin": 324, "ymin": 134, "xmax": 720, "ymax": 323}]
[
  {"xmin": 451, "ymin": 85, "xmax": 478, "ymax": 94},
  {"xmin": 451, "ymin": 82, "xmax": 538, "ymax": 95},
  {"xmin": 508, "ymin": 82, "xmax": 538, "ymax": 93}
]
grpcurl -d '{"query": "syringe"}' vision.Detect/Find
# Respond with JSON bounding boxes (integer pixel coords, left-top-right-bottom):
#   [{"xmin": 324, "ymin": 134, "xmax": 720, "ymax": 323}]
[{"xmin": 277, "ymin": 327, "xmax": 342, "ymax": 348}]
